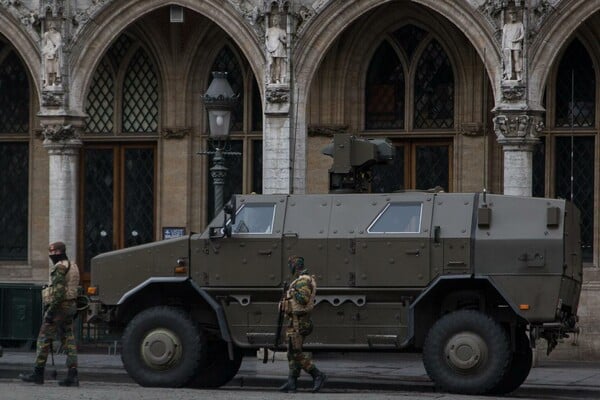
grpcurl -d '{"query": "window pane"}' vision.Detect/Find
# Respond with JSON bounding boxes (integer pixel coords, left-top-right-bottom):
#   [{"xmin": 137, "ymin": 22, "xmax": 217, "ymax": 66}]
[
  {"xmin": 415, "ymin": 144, "xmax": 449, "ymax": 191},
  {"xmin": 555, "ymin": 136, "xmax": 594, "ymax": 262},
  {"xmin": 85, "ymin": 58, "xmax": 114, "ymax": 134},
  {"xmin": 252, "ymin": 140, "xmax": 263, "ymax": 194},
  {"xmin": 230, "ymin": 204, "xmax": 276, "ymax": 234},
  {"xmin": 252, "ymin": 78, "xmax": 263, "ymax": 131},
  {"xmin": 368, "ymin": 203, "xmax": 422, "ymax": 233},
  {"xmin": 0, "ymin": 143, "xmax": 28, "ymax": 260},
  {"xmin": 555, "ymin": 40, "xmax": 595, "ymax": 128},
  {"xmin": 124, "ymin": 148, "xmax": 155, "ymax": 247},
  {"xmin": 122, "ymin": 48, "xmax": 159, "ymax": 133},
  {"xmin": 414, "ymin": 40, "xmax": 454, "ymax": 129},
  {"xmin": 82, "ymin": 149, "xmax": 114, "ymax": 273},
  {"xmin": 365, "ymin": 41, "xmax": 404, "ymax": 130},
  {"xmin": 371, "ymin": 144, "xmax": 405, "ymax": 192},
  {"xmin": 211, "ymin": 47, "xmax": 244, "ymax": 132},
  {"xmin": 0, "ymin": 51, "xmax": 29, "ymax": 134},
  {"xmin": 532, "ymin": 138, "xmax": 545, "ymax": 197},
  {"xmin": 207, "ymin": 140, "xmax": 243, "ymax": 220}
]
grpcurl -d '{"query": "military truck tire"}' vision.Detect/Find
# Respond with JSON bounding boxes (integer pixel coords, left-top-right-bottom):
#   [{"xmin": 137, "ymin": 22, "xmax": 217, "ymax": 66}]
[
  {"xmin": 488, "ymin": 329, "xmax": 533, "ymax": 394},
  {"xmin": 121, "ymin": 306, "xmax": 206, "ymax": 387},
  {"xmin": 423, "ymin": 309, "xmax": 511, "ymax": 395},
  {"xmin": 186, "ymin": 340, "xmax": 243, "ymax": 388}
]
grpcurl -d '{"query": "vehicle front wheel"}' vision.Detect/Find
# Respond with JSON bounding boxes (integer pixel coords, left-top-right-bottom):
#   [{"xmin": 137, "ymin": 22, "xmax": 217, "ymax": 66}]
[
  {"xmin": 186, "ymin": 340, "xmax": 243, "ymax": 388},
  {"xmin": 121, "ymin": 306, "xmax": 206, "ymax": 387},
  {"xmin": 423, "ymin": 309, "xmax": 511, "ymax": 395},
  {"xmin": 489, "ymin": 328, "xmax": 533, "ymax": 394}
]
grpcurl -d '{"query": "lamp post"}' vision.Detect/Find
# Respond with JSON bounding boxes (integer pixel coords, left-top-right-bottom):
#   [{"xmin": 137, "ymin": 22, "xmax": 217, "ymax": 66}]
[{"xmin": 199, "ymin": 72, "xmax": 240, "ymax": 217}]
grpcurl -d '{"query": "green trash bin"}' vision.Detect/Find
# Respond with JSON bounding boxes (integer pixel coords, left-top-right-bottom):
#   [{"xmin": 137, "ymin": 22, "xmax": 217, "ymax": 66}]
[{"xmin": 0, "ymin": 283, "xmax": 43, "ymax": 347}]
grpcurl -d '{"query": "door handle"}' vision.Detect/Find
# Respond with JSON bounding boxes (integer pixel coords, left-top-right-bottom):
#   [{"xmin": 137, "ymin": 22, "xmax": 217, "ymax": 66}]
[
  {"xmin": 405, "ymin": 249, "xmax": 421, "ymax": 256},
  {"xmin": 258, "ymin": 250, "xmax": 272, "ymax": 256}
]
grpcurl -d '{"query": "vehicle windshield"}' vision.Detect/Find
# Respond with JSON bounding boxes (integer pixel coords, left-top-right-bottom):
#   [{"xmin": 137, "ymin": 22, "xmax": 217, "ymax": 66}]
[{"xmin": 229, "ymin": 203, "xmax": 276, "ymax": 234}]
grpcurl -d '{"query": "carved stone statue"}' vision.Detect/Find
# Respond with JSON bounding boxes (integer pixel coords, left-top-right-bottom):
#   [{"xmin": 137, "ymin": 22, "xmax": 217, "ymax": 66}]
[
  {"xmin": 502, "ymin": 10, "xmax": 524, "ymax": 81},
  {"xmin": 266, "ymin": 13, "xmax": 287, "ymax": 84},
  {"xmin": 42, "ymin": 22, "xmax": 62, "ymax": 88}
]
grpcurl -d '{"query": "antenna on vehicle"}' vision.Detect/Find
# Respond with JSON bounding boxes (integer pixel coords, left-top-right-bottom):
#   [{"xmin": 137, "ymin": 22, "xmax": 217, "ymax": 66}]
[
  {"xmin": 482, "ymin": 47, "xmax": 488, "ymax": 206},
  {"xmin": 569, "ymin": 68, "xmax": 575, "ymax": 203}
]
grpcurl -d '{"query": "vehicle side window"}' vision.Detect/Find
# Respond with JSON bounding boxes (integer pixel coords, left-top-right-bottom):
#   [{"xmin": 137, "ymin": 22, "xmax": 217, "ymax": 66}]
[
  {"xmin": 367, "ymin": 203, "xmax": 422, "ymax": 233},
  {"xmin": 230, "ymin": 203, "xmax": 276, "ymax": 234}
]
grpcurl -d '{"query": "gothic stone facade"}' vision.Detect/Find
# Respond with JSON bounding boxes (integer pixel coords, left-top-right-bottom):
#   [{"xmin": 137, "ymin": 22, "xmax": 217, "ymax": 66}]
[{"xmin": 1, "ymin": 0, "xmax": 599, "ymax": 360}]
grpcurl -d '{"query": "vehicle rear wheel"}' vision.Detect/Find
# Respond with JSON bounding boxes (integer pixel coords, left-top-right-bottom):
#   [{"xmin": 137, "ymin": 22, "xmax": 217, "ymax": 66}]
[
  {"xmin": 121, "ymin": 306, "xmax": 206, "ymax": 387},
  {"xmin": 489, "ymin": 328, "xmax": 533, "ymax": 394},
  {"xmin": 423, "ymin": 309, "xmax": 511, "ymax": 395},
  {"xmin": 186, "ymin": 340, "xmax": 243, "ymax": 388}
]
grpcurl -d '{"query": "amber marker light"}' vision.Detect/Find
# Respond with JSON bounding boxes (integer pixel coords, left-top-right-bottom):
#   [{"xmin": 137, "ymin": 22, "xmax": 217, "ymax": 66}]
[
  {"xmin": 174, "ymin": 266, "xmax": 187, "ymax": 274},
  {"xmin": 519, "ymin": 304, "xmax": 530, "ymax": 310},
  {"xmin": 87, "ymin": 286, "xmax": 98, "ymax": 296}
]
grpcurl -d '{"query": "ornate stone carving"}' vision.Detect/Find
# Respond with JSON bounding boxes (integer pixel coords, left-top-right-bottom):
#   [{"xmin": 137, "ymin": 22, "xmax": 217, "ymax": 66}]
[
  {"xmin": 529, "ymin": 0, "xmax": 556, "ymax": 39},
  {"xmin": 493, "ymin": 114, "xmax": 544, "ymax": 142},
  {"xmin": 501, "ymin": 84, "xmax": 525, "ymax": 101},
  {"xmin": 266, "ymin": 86, "xmax": 289, "ymax": 103},
  {"xmin": 502, "ymin": 9, "xmax": 524, "ymax": 82},
  {"xmin": 161, "ymin": 127, "xmax": 191, "ymax": 140},
  {"xmin": 42, "ymin": 21, "xmax": 63, "ymax": 88},
  {"xmin": 266, "ymin": 11, "xmax": 288, "ymax": 85},
  {"xmin": 307, "ymin": 124, "xmax": 350, "ymax": 137},
  {"xmin": 42, "ymin": 124, "xmax": 79, "ymax": 142},
  {"xmin": 1, "ymin": 0, "xmax": 40, "ymax": 31},
  {"xmin": 42, "ymin": 90, "xmax": 64, "ymax": 106},
  {"xmin": 460, "ymin": 122, "xmax": 483, "ymax": 136}
]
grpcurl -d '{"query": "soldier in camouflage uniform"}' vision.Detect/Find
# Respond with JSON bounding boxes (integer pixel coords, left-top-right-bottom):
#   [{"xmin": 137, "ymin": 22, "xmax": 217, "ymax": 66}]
[
  {"xmin": 278, "ymin": 256, "xmax": 327, "ymax": 393},
  {"xmin": 19, "ymin": 241, "xmax": 80, "ymax": 386}
]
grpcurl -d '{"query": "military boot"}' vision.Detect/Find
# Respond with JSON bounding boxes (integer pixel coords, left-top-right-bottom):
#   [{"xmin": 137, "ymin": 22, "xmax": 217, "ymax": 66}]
[
  {"xmin": 58, "ymin": 368, "xmax": 79, "ymax": 387},
  {"xmin": 19, "ymin": 366, "xmax": 44, "ymax": 384},
  {"xmin": 309, "ymin": 369, "xmax": 327, "ymax": 393},
  {"xmin": 278, "ymin": 376, "xmax": 297, "ymax": 393}
]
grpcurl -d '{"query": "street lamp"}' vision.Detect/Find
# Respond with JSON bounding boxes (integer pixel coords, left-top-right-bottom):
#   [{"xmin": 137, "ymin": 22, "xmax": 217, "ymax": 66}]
[{"xmin": 199, "ymin": 72, "xmax": 240, "ymax": 217}]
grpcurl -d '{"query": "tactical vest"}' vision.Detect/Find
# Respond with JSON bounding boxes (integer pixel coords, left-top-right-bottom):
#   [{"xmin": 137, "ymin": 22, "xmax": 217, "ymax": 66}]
[
  {"xmin": 64, "ymin": 261, "xmax": 80, "ymax": 300},
  {"xmin": 287, "ymin": 274, "xmax": 317, "ymax": 314}
]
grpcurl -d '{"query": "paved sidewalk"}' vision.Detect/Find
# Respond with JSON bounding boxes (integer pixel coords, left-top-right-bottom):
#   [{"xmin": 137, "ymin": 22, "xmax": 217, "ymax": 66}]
[{"xmin": 1, "ymin": 349, "xmax": 599, "ymax": 396}]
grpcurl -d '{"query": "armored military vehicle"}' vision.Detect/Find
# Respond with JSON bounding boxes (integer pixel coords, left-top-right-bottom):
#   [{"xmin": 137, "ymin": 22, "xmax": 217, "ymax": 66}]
[{"xmin": 87, "ymin": 134, "xmax": 582, "ymax": 395}]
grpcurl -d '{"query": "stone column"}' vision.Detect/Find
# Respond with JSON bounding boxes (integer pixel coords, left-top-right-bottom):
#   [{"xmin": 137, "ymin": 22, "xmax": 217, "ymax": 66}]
[
  {"xmin": 42, "ymin": 125, "xmax": 82, "ymax": 257},
  {"xmin": 493, "ymin": 111, "xmax": 544, "ymax": 196},
  {"xmin": 263, "ymin": 3, "xmax": 293, "ymax": 194}
]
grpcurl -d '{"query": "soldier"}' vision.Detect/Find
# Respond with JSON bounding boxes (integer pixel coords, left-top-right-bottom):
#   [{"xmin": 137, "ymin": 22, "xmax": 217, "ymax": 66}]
[
  {"xmin": 19, "ymin": 241, "xmax": 80, "ymax": 386},
  {"xmin": 278, "ymin": 256, "xmax": 327, "ymax": 393}
]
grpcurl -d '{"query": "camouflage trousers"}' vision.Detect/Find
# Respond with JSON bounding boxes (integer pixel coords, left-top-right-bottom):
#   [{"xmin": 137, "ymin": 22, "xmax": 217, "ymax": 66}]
[
  {"xmin": 35, "ymin": 300, "xmax": 78, "ymax": 369},
  {"xmin": 285, "ymin": 315, "xmax": 318, "ymax": 378}
]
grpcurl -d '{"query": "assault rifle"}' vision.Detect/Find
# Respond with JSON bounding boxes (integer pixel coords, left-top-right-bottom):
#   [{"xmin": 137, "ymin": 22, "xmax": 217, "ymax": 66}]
[{"xmin": 271, "ymin": 281, "xmax": 289, "ymax": 358}]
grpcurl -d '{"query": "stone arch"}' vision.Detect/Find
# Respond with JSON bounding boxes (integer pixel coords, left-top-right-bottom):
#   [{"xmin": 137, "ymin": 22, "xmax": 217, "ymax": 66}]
[
  {"xmin": 69, "ymin": 0, "xmax": 263, "ymax": 114},
  {"xmin": 0, "ymin": 11, "xmax": 41, "ymax": 102},
  {"xmin": 529, "ymin": 0, "xmax": 600, "ymax": 107}
]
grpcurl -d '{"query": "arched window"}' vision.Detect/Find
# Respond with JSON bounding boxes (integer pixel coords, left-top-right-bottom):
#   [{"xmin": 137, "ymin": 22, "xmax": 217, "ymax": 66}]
[
  {"xmin": 85, "ymin": 34, "xmax": 159, "ymax": 135},
  {"xmin": 0, "ymin": 44, "xmax": 29, "ymax": 260},
  {"xmin": 414, "ymin": 39, "xmax": 454, "ymax": 129},
  {"xmin": 555, "ymin": 39, "xmax": 595, "ymax": 128},
  {"xmin": 365, "ymin": 41, "xmax": 404, "ymax": 130}
]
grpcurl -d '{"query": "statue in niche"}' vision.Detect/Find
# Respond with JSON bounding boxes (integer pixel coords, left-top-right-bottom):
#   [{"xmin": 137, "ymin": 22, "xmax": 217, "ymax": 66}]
[
  {"xmin": 266, "ymin": 13, "xmax": 287, "ymax": 84},
  {"xmin": 502, "ymin": 10, "xmax": 524, "ymax": 81},
  {"xmin": 42, "ymin": 22, "xmax": 62, "ymax": 88}
]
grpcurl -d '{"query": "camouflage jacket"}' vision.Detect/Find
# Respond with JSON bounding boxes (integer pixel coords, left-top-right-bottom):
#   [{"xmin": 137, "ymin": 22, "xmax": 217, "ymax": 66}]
[
  {"xmin": 44, "ymin": 260, "xmax": 79, "ymax": 313},
  {"xmin": 285, "ymin": 269, "xmax": 317, "ymax": 315}
]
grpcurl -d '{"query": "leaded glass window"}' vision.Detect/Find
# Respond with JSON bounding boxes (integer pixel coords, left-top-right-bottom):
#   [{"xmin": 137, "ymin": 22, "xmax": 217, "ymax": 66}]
[
  {"xmin": 415, "ymin": 144, "xmax": 449, "ymax": 191},
  {"xmin": 252, "ymin": 140, "xmax": 263, "ymax": 193},
  {"xmin": 414, "ymin": 40, "xmax": 454, "ymax": 129},
  {"xmin": 555, "ymin": 40, "xmax": 595, "ymax": 128},
  {"xmin": 372, "ymin": 145, "xmax": 405, "ymax": 192},
  {"xmin": 252, "ymin": 78, "xmax": 263, "ymax": 131},
  {"xmin": 555, "ymin": 136, "xmax": 594, "ymax": 262},
  {"xmin": 85, "ymin": 58, "xmax": 114, "ymax": 133},
  {"xmin": 0, "ymin": 143, "xmax": 28, "ymax": 260},
  {"xmin": 211, "ymin": 47, "xmax": 244, "ymax": 131},
  {"xmin": 365, "ymin": 41, "xmax": 405, "ymax": 130},
  {"xmin": 122, "ymin": 48, "xmax": 159, "ymax": 133},
  {"xmin": 0, "ymin": 51, "xmax": 29, "ymax": 133},
  {"xmin": 108, "ymin": 34, "xmax": 133, "ymax": 67}
]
